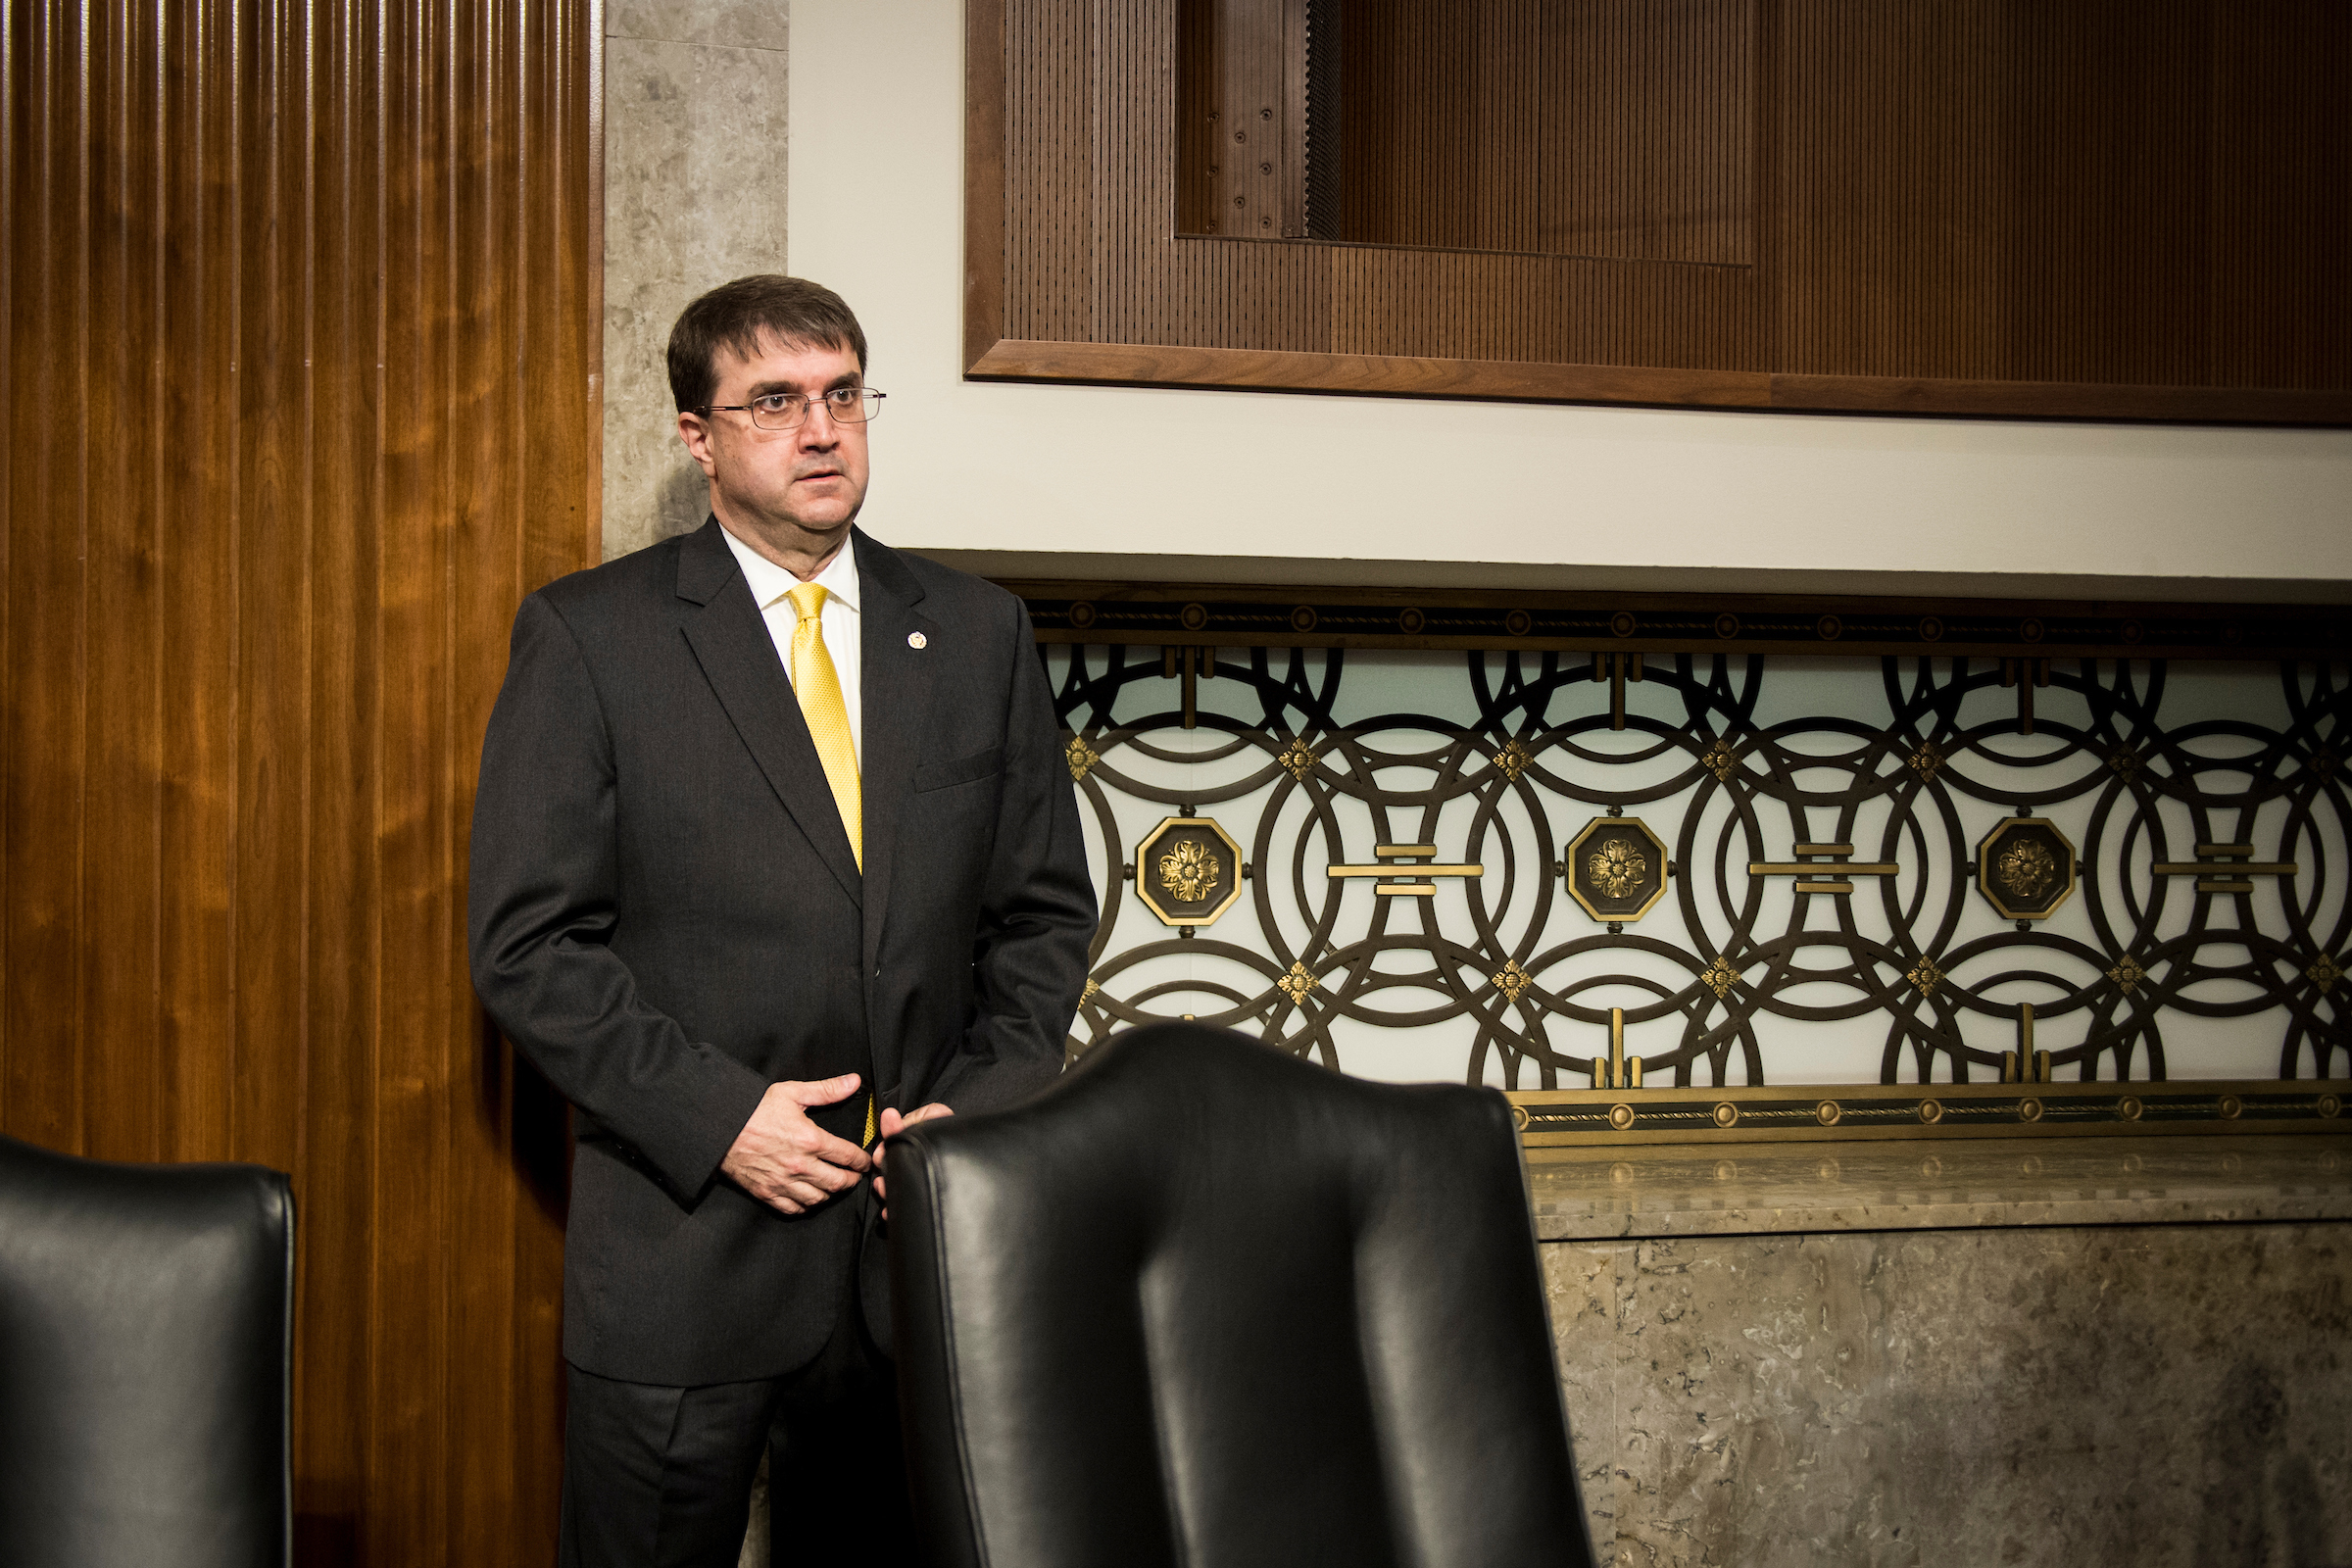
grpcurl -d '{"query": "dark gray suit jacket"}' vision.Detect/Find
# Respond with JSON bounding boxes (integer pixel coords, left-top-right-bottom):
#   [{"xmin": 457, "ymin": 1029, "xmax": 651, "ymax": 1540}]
[{"xmin": 467, "ymin": 520, "xmax": 1095, "ymax": 1386}]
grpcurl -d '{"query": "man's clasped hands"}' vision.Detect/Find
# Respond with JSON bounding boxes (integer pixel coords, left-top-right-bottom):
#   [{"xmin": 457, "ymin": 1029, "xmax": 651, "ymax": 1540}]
[{"xmin": 717, "ymin": 1074, "xmax": 951, "ymax": 1221}]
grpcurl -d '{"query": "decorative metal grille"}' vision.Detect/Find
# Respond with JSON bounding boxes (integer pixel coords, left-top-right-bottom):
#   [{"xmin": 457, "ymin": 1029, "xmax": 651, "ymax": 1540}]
[{"xmin": 1052, "ymin": 646, "xmax": 2350, "ymax": 1090}]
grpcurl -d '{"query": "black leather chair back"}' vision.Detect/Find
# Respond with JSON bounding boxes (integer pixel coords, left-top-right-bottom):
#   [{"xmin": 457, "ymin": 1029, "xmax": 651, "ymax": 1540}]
[
  {"xmin": 0, "ymin": 1133, "xmax": 293, "ymax": 1568},
  {"xmin": 889, "ymin": 1023, "xmax": 1592, "ymax": 1568}
]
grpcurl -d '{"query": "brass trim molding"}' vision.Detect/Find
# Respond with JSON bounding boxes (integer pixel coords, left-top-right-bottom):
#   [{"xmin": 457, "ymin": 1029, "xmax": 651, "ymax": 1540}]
[
  {"xmin": 1507, "ymin": 1080, "xmax": 2352, "ymax": 1148},
  {"xmin": 1327, "ymin": 843, "xmax": 1485, "ymax": 899}
]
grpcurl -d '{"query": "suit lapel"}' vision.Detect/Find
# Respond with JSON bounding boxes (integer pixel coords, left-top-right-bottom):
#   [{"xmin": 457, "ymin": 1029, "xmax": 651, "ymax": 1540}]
[
  {"xmin": 854, "ymin": 529, "xmax": 938, "ymax": 1098},
  {"xmin": 674, "ymin": 519, "xmax": 863, "ymax": 906}
]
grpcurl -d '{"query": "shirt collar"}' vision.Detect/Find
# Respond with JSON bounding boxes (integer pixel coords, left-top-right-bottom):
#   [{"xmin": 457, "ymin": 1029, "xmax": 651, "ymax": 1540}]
[{"xmin": 718, "ymin": 523, "xmax": 862, "ymax": 615}]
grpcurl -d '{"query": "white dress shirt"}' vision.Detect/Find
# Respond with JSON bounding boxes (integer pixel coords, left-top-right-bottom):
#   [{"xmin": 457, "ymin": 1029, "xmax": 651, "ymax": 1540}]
[{"xmin": 719, "ymin": 524, "xmax": 863, "ymax": 766}]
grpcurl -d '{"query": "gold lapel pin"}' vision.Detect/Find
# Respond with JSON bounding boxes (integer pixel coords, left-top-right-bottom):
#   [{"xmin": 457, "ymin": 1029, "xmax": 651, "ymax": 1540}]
[{"xmin": 907, "ymin": 632, "xmax": 927, "ymax": 649}]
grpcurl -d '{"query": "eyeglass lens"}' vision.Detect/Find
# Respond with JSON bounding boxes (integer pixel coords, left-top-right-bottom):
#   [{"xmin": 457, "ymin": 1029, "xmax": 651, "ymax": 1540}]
[{"xmin": 750, "ymin": 388, "xmax": 883, "ymax": 429}]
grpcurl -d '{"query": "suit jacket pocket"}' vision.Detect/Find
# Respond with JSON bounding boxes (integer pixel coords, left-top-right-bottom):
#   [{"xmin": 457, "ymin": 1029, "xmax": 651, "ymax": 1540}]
[{"xmin": 913, "ymin": 745, "xmax": 1004, "ymax": 793}]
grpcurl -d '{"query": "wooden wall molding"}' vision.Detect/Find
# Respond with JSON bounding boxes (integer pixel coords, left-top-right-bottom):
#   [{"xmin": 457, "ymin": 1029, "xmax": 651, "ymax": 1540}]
[{"xmin": 969, "ymin": 339, "xmax": 2352, "ymax": 424}]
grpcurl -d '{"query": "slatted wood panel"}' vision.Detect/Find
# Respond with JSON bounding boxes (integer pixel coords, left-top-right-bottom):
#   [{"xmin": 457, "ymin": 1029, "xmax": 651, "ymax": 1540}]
[
  {"xmin": 1539, "ymin": 0, "xmax": 1752, "ymax": 265},
  {"xmin": 0, "ymin": 2, "xmax": 596, "ymax": 1560},
  {"xmin": 976, "ymin": 0, "xmax": 2352, "ymax": 422},
  {"xmin": 1318, "ymin": 0, "xmax": 1737, "ymax": 261}
]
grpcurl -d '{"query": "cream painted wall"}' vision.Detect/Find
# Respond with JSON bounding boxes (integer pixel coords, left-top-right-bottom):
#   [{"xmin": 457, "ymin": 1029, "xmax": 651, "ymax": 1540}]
[{"xmin": 782, "ymin": 2, "xmax": 2351, "ymax": 598}]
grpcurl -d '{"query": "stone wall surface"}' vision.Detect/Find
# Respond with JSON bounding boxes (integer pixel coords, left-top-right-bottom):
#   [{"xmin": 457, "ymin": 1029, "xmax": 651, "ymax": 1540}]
[
  {"xmin": 603, "ymin": 1, "xmax": 790, "ymax": 564},
  {"xmin": 1548, "ymin": 1221, "xmax": 2352, "ymax": 1568}
]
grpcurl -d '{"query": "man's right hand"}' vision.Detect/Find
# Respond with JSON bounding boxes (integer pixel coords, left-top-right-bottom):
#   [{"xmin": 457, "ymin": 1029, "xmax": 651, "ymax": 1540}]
[{"xmin": 719, "ymin": 1075, "xmax": 873, "ymax": 1215}]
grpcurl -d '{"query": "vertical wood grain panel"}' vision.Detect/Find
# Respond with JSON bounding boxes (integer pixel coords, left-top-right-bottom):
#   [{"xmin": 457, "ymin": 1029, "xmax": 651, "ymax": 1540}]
[
  {"xmin": 448, "ymin": 0, "xmax": 519, "ymax": 1545},
  {"xmin": 1779, "ymin": 0, "xmax": 2008, "ymax": 378},
  {"xmin": 963, "ymin": 0, "xmax": 1008, "ymax": 368},
  {"xmin": 1542, "ymin": 0, "xmax": 1753, "ymax": 265},
  {"xmin": 233, "ymin": 0, "xmax": 306, "ymax": 1187},
  {"xmin": 1172, "ymin": 0, "xmax": 1214, "ymax": 237},
  {"xmin": 1004, "ymin": 0, "xmax": 1090, "ymax": 342},
  {"xmin": 6, "ymin": 0, "xmax": 89, "ymax": 1152},
  {"xmin": 1472, "ymin": 0, "xmax": 1537, "ymax": 261},
  {"xmin": 161, "ymin": 0, "xmax": 239, "ymax": 1168},
  {"xmin": 1993, "ymin": 0, "xmax": 2210, "ymax": 386},
  {"xmin": 373, "ymin": 0, "xmax": 454, "ymax": 1552},
  {"xmin": 506, "ymin": 0, "xmax": 586, "ymax": 1542},
  {"xmin": 2209, "ymin": 1, "xmax": 2352, "ymax": 389},
  {"xmin": 0, "ymin": 0, "xmax": 14, "ymax": 1153},
  {"xmin": 1, "ymin": 2, "xmax": 594, "ymax": 1560},
  {"xmin": 83, "ymin": 0, "xmax": 163, "ymax": 1161},
  {"xmin": 298, "ymin": 0, "xmax": 379, "ymax": 1547}
]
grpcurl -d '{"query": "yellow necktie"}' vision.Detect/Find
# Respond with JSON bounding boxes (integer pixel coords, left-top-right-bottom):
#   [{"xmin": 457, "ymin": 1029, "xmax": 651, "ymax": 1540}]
[
  {"xmin": 784, "ymin": 583, "xmax": 861, "ymax": 870},
  {"xmin": 784, "ymin": 583, "xmax": 876, "ymax": 1148}
]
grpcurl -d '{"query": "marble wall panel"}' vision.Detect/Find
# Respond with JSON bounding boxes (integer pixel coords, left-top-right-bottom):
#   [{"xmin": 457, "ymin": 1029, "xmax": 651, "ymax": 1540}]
[
  {"xmin": 610, "ymin": 0, "xmax": 789, "ymax": 50},
  {"xmin": 603, "ymin": 7, "xmax": 791, "ymax": 563},
  {"xmin": 1547, "ymin": 1223, "xmax": 2352, "ymax": 1567}
]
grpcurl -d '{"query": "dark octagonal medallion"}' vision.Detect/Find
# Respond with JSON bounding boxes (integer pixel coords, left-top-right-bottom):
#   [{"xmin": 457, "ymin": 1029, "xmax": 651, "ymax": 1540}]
[
  {"xmin": 1976, "ymin": 816, "xmax": 2078, "ymax": 920},
  {"xmin": 1134, "ymin": 815, "xmax": 1245, "ymax": 928},
  {"xmin": 1564, "ymin": 815, "xmax": 1669, "ymax": 923}
]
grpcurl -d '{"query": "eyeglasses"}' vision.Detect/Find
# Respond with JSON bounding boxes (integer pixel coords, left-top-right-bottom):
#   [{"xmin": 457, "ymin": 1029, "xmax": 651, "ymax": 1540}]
[{"xmin": 699, "ymin": 386, "xmax": 887, "ymax": 431}]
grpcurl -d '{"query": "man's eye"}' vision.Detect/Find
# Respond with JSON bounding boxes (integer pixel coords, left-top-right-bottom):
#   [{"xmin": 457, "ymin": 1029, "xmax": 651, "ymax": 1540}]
[
  {"xmin": 754, "ymin": 394, "xmax": 796, "ymax": 414},
  {"xmin": 824, "ymin": 388, "xmax": 859, "ymax": 408}
]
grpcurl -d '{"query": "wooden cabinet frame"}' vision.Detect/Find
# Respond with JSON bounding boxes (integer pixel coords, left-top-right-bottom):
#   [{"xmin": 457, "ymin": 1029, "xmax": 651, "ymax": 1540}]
[{"xmin": 964, "ymin": 0, "xmax": 2352, "ymax": 425}]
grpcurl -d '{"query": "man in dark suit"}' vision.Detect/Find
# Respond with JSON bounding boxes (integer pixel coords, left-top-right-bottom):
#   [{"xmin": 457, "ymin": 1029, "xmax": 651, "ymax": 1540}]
[{"xmin": 468, "ymin": 275, "xmax": 1096, "ymax": 1567}]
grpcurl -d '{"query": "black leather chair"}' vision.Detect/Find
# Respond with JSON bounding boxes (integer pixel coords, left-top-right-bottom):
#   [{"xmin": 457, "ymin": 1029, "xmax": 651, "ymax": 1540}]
[
  {"xmin": 0, "ymin": 1133, "xmax": 294, "ymax": 1568},
  {"xmin": 889, "ymin": 1022, "xmax": 1593, "ymax": 1568}
]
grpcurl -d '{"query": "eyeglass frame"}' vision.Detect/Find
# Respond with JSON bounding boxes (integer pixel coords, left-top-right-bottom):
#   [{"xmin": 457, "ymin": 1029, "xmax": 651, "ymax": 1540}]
[{"xmin": 696, "ymin": 385, "xmax": 888, "ymax": 431}]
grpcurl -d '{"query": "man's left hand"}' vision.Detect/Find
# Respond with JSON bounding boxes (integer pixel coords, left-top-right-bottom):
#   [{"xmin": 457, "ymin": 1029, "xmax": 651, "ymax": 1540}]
[{"xmin": 873, "ymin": 1102, "xmax": 954, "ymax": 1220}]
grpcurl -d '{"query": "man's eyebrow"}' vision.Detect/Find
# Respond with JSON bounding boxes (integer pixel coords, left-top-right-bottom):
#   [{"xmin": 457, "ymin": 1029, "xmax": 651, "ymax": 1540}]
[{"xmin": 741, "ymin": 372, "xmax": 864, "ymax": 398}]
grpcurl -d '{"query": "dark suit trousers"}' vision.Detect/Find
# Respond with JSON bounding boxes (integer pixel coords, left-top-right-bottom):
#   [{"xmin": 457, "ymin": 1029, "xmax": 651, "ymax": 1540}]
[{"xmin": 558, "ymin": 1300, "xmax": 918, "ymax": 1568}]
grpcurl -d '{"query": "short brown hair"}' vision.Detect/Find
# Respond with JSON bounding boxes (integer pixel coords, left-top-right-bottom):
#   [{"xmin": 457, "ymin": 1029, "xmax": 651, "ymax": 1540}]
[{"xmin": 666, "ymin": 275, "xmax": 869, "ymax": 413}]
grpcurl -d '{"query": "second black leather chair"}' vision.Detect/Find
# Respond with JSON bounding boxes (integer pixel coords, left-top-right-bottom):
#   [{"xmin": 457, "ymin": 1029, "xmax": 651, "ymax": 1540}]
[
  {"xmin": 889, "ymin": 1021, "xmax": 1593, "ymax": 1568},
  {"xmin": 0, "ymin": 1133, "xmax": 294, "ymax": 1568}
]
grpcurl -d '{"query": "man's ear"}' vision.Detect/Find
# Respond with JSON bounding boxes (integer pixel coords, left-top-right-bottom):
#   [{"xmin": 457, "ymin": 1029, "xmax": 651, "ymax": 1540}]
[{"xmin": 675, "ymin": 410, "xmax": 718, "ymax": 476}]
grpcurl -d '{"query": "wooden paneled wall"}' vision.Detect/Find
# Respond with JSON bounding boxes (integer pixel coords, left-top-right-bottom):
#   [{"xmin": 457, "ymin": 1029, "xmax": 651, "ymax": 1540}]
[
  {"xmin": 1, "ymin": 1, "xmax": 598, "ymax": 1560},
  {"xmin": 1312, "ymin": 0, "xmax": 1751, "ymax": 265},
  {"xmin": 984, "ymin": 0, "xmax": 2352, "ymax": 421}
]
